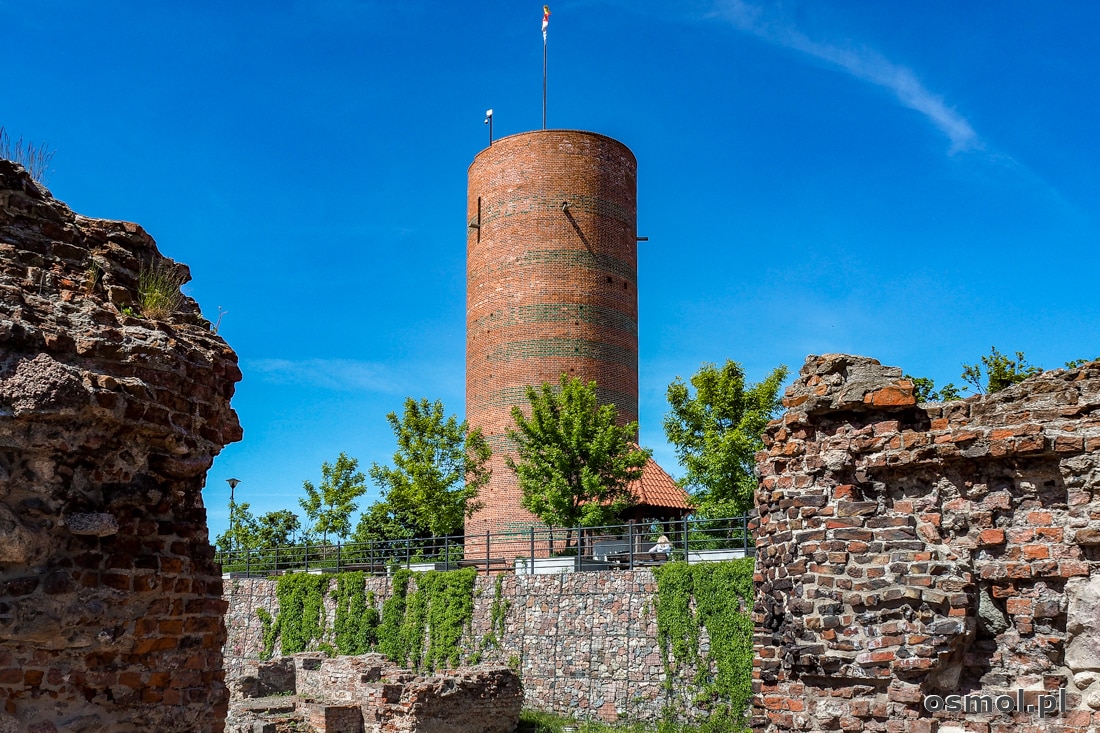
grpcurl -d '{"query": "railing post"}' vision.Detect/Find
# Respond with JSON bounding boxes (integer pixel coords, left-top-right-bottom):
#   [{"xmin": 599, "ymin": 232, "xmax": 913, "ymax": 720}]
[
  {"xmin": 274, "ymin": 546, "xmax": 279, "ymax": 574},
  {"xmin": 683, "ymin": 514, "xmax": 690, "ymax": 563},
  {"xmin": 486, "ymin": 531, "xmax": 491, "ymax": 576},
  {"xmin": 337, "ymin": 542, "xmax": 342, "ymax": 572},
  {"xmin": 743, "ymin": 515, "xmax": 748, "ymax": 553},
  {"xmin": 444, "ymin": 535, "xmax": 450, "ymax": 571},
  {"xmin": 405, "ymin": 538, "xmax": 410, "ymax": 568},
  {"xmin": 628, "ymin": 522, "xmax": 634, "ymax": 570},
  {"xmin": 530, "ymin": 526, "xmax": 535, "ymax": 568},
  {"xmin": 246, "ymin": 548, "xmax": 251, "ymax": 577},
  {"xmin": 305, "ymin": 544, "xmax": 309, "ymax": 572}
]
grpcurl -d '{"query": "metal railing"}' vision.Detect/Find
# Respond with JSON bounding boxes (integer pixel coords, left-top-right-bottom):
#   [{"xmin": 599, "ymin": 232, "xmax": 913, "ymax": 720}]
[{"xmin": 214, "ymin": 515, "xmax": 753, "ymax": 577}]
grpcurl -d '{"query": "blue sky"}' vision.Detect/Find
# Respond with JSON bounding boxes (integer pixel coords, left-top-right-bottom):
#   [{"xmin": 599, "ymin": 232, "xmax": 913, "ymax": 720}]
[{"xmin": 4, "ymin": 1, "xmax": 1097, "ymax": 541}]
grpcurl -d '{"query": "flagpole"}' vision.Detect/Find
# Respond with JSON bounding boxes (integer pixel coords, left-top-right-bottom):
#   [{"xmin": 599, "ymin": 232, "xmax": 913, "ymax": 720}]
[
  {"xmin": 543, "ymin": 38, "xmax": 547, "ymax": 130},
  {"xmin": 542, "ymin": 6, "xmax": 550, "ymax": 130}
]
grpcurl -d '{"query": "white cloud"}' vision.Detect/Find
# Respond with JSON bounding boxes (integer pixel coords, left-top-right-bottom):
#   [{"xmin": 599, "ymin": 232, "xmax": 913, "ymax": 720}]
[
  {"xmin": 711, "ymin": 0, "xmax": 980, "ymax": 153},
  {"xmin": 247, "ymin": 358, "xmax": 402, "ymax": 393}
]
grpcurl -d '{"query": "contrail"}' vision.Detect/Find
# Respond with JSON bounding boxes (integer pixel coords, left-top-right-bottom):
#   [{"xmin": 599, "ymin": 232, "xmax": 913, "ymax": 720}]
[{"xmin": 712, "ymin": 0, "xmax": 979, "ymax": 153}]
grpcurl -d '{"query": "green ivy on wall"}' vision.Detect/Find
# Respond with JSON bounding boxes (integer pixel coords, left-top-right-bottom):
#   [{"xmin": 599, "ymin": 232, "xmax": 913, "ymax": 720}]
[
  {"xmin": 258, "ymin": 567, "xmax": 480, "ymax": 672},
  {"xmin": 274, "ymin": 572, "xmax": 332, "ymax": 655},
  {"xmin": 333, "ymin": 571, "xmax": 380, "ymax": 655},
  {"xmin": 378, "ymin": 569, "xmax": 412, "ymax": 662},
  {"xmin": 257, "ymin": 607, "xmax": 277, "ymax": 660},
  {"xmin": 377, "ymin": 567, "xmax": 478, "ymax": 670},
  {"xmin": 654, "ymin": 559, "xmax": 755, "ymax": 732}
]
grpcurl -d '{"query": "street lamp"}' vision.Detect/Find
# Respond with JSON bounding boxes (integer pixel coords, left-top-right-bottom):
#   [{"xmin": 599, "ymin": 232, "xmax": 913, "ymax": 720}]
[{"xmin": 226, "ymin": 478, "xmax": 241, "ymax": 552}]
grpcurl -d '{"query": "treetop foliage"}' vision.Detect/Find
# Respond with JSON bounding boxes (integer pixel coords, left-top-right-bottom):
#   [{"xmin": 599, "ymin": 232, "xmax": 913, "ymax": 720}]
[
  {"xmin": 663, "ymin": 360, "xmax": 788, "ymax": 518},
  {"xmin": 367, "ymin": 397, "xmax": 490, "ymax": 538},
  {"xmin": 507, "ymin": 375, "xmax": 649, "ymax": 530},
  {"xmin": 907, "ymin": 346, "xmax": 1051, "ymax": 402},
  {"xmin": 299, "ymin": 451, "xmax": 367, "ymax": 543}
]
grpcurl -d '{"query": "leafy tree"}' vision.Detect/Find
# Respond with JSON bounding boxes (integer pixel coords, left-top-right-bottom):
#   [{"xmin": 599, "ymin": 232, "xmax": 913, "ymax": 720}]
[
  {"xmin": 253, "ymin": 509, "xmax": 301, "ymax": 548},
  {"xmin": 962, "ymin": 347, "xmax": 1042, "ymax": 394},
  {"xmin": 664, "ymin": 360, "xmax": 788, "ymax": 517},
  {"xmin": 214, "ymin": 501, "xmax": 259, "ymax": 552},
  {"xmin": 903, "ymin": 374, "xmax": 962, "ymax": 402},
  {"xmin": 368, "ymin": 398, "xmax": 490, "ymax": 538},
  {"xmin": 507, "ymin": 375, "xmax": 649, "ymax": 540},
  {"xmin": 352, "ymin": 499, "xmax": 425, "ymax": 544},
  {"xmin": 299, "ymin": 452, "xmax": 367, "ymax": 544}
]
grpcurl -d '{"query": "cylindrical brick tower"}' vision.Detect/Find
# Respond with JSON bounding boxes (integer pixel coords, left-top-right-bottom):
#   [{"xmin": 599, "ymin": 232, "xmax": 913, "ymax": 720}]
[{"xmin": 466, "ymin": 130, "xmax": 639, "ymax": 536}]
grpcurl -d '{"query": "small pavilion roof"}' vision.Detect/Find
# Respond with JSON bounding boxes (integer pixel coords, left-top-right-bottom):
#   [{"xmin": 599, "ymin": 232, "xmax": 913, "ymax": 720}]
[{"xmin": 628, "ymin": 457, "xmax": 692, "ymax": 512}]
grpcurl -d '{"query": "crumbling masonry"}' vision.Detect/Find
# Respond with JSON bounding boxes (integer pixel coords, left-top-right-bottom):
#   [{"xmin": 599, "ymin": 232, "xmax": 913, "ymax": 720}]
[
  {"xmin": 753, "ymin": 354, "xmax": 1100, "ymax": 733},
  {"xmin": 0, "ymin": 160, "xmax": 241, "ymax": 732}
]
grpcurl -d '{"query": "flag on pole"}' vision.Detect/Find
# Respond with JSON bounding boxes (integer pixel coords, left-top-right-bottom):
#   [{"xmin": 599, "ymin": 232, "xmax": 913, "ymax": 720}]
[{"xmin": 542, "ymin": 5, "xmax": 550, "ymax": 43}]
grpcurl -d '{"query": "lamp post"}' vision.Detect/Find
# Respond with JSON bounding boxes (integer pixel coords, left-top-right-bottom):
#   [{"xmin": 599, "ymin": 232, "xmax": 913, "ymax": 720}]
[{"xmin": 226, "ymin": 478, "xmax": 241, "ymax": 552}]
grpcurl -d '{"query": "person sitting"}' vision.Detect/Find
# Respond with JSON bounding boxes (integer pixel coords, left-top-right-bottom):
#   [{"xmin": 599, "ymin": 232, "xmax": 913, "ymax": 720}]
[{"xmin": 649, "ymin": 535, "xmax": 672, "ymax": 555}]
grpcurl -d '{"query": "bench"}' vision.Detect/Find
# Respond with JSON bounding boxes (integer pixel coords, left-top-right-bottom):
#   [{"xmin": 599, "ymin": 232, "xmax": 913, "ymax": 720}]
[{"xmin": 606, "ymin": 551, "xmax": 669, "ymax": 569}]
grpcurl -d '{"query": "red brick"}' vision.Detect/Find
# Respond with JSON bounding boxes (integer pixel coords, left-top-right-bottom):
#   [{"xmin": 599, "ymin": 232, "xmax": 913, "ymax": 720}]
[{"xmin": 466, "ymin": 131, "xmax": 642, "ymax": 536}]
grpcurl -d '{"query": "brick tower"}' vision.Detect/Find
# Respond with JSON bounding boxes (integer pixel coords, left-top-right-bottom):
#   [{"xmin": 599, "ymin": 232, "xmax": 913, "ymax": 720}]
[{"xmin": 465, "ymin": 130, "xmax": 639, "ymax": 536}]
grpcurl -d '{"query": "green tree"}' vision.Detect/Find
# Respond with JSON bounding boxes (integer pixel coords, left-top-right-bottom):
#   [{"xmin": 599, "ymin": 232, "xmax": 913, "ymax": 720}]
[
  {"xmin": 299, "ymin": 452, "xmax": 367, "ymax": 544},
  {"xmin": 962, "ymin": 347, "xmax": 1042, "ymax": 394},
  {"xmin": 1066, "ymin": 357, "xmax": 1099, "ymax": 369},
  {"xmin": 352, "ymin": 499, "xmax": 425, "ymax": 544},
  {"xmin": 214, "ymin": 501, "xmax": 259, "ymax": 552},
  {"xmin": 903, "ymin": 374, "xmax": 962, "ymax": 402},
  {"xmin": 253, "ymin": 509, "xmax": 301, "ymax": 548},
  {"xmin": 368, "ymin": 398, "xmax": 490, "ymax": 538},
  {"xmin": 507, "ymin": 375, "xmax": 649, "ymax": 540},
  {"xmin": 664, "ymin": 360, "xmax": 788, "ymax": 517}
]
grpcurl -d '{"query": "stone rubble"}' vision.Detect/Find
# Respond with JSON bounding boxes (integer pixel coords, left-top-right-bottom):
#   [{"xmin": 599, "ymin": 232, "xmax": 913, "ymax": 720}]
[{"xmin": 227, "ymin": 653, "xmax": 523, "ymax": 733}]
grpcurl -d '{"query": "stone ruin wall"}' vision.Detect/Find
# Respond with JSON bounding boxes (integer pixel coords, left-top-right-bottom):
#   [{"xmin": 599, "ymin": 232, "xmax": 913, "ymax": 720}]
[
  {"xmin": 753, "ymin": 354, "xmax": 1100, "ymax": 733},
  {"xmin": 0, "ymin": 160, "xmax": 241, "ymax": 732},
  {"xmin": 228, "ymin": 653, "xmax": 523, "ymax": 733},
  {"xmin": 224, "ymin": 570, "xmax": 714, "ymax": 724}
]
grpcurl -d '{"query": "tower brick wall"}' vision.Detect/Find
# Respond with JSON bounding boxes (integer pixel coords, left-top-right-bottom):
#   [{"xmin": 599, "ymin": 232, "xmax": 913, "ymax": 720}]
[{"xmin": 466, "ymin": 130, "xmax": 639, "ymax": 536}]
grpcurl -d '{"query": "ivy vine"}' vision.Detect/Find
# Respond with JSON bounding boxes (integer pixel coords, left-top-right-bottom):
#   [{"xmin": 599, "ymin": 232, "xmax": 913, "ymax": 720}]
[
  {"xmin": 257, "ymin": 607, "xmax": 277, "ymax": 661},
  {"xmin": 333, "ymin": 571, "xmax": 381, "ymax": 655},
  {"xmin": 654, "ymin": 559, "xmax": 755, "ymax": 731},
  {"xmin": 481, "ymin": 574, "xmax": 511, "ymax": 650}
]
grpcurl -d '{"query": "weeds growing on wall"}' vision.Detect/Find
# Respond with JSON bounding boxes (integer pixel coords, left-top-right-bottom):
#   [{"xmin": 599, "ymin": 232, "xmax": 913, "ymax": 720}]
[
  {"xmin": 653, "ymin": 559, "xmax": 754, "ymax": 732},
  {"xmin": 482, "ymin": 573, "xmax": 511, "ymax": 650},
  {"xmin": 0, "ymin": 126, "xmax": 54, "ymax": 183},
  {"xmin": 138, "ymin": 259, "xmax": 185, "ymax": 319}
]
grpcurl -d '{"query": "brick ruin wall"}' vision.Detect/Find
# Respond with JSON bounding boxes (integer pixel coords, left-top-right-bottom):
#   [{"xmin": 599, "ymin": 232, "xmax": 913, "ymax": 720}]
[
  {"xmin": 753, "ymin": 354, "xmax": 1100, "ymax": 733},
  {"xmin": 227, "ymin": 653, "xmax": 523, "ymax": 733},
  {"xmin": 466, "ymin": 130, "xmax": 640, "ymax": 537},
  {"xmin": 0, "ymin": 161, "xmax": 241, "ymax": 732},
  {"xmin": 224, "ymin": 570, "xmax": 720, "ymax": 723}
]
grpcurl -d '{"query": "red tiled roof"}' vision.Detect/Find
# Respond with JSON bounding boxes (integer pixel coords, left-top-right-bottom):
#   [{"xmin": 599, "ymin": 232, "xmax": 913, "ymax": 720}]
[{"xmin": 628, "ymin": 457, "xmax": 692, "ymax": 511}]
